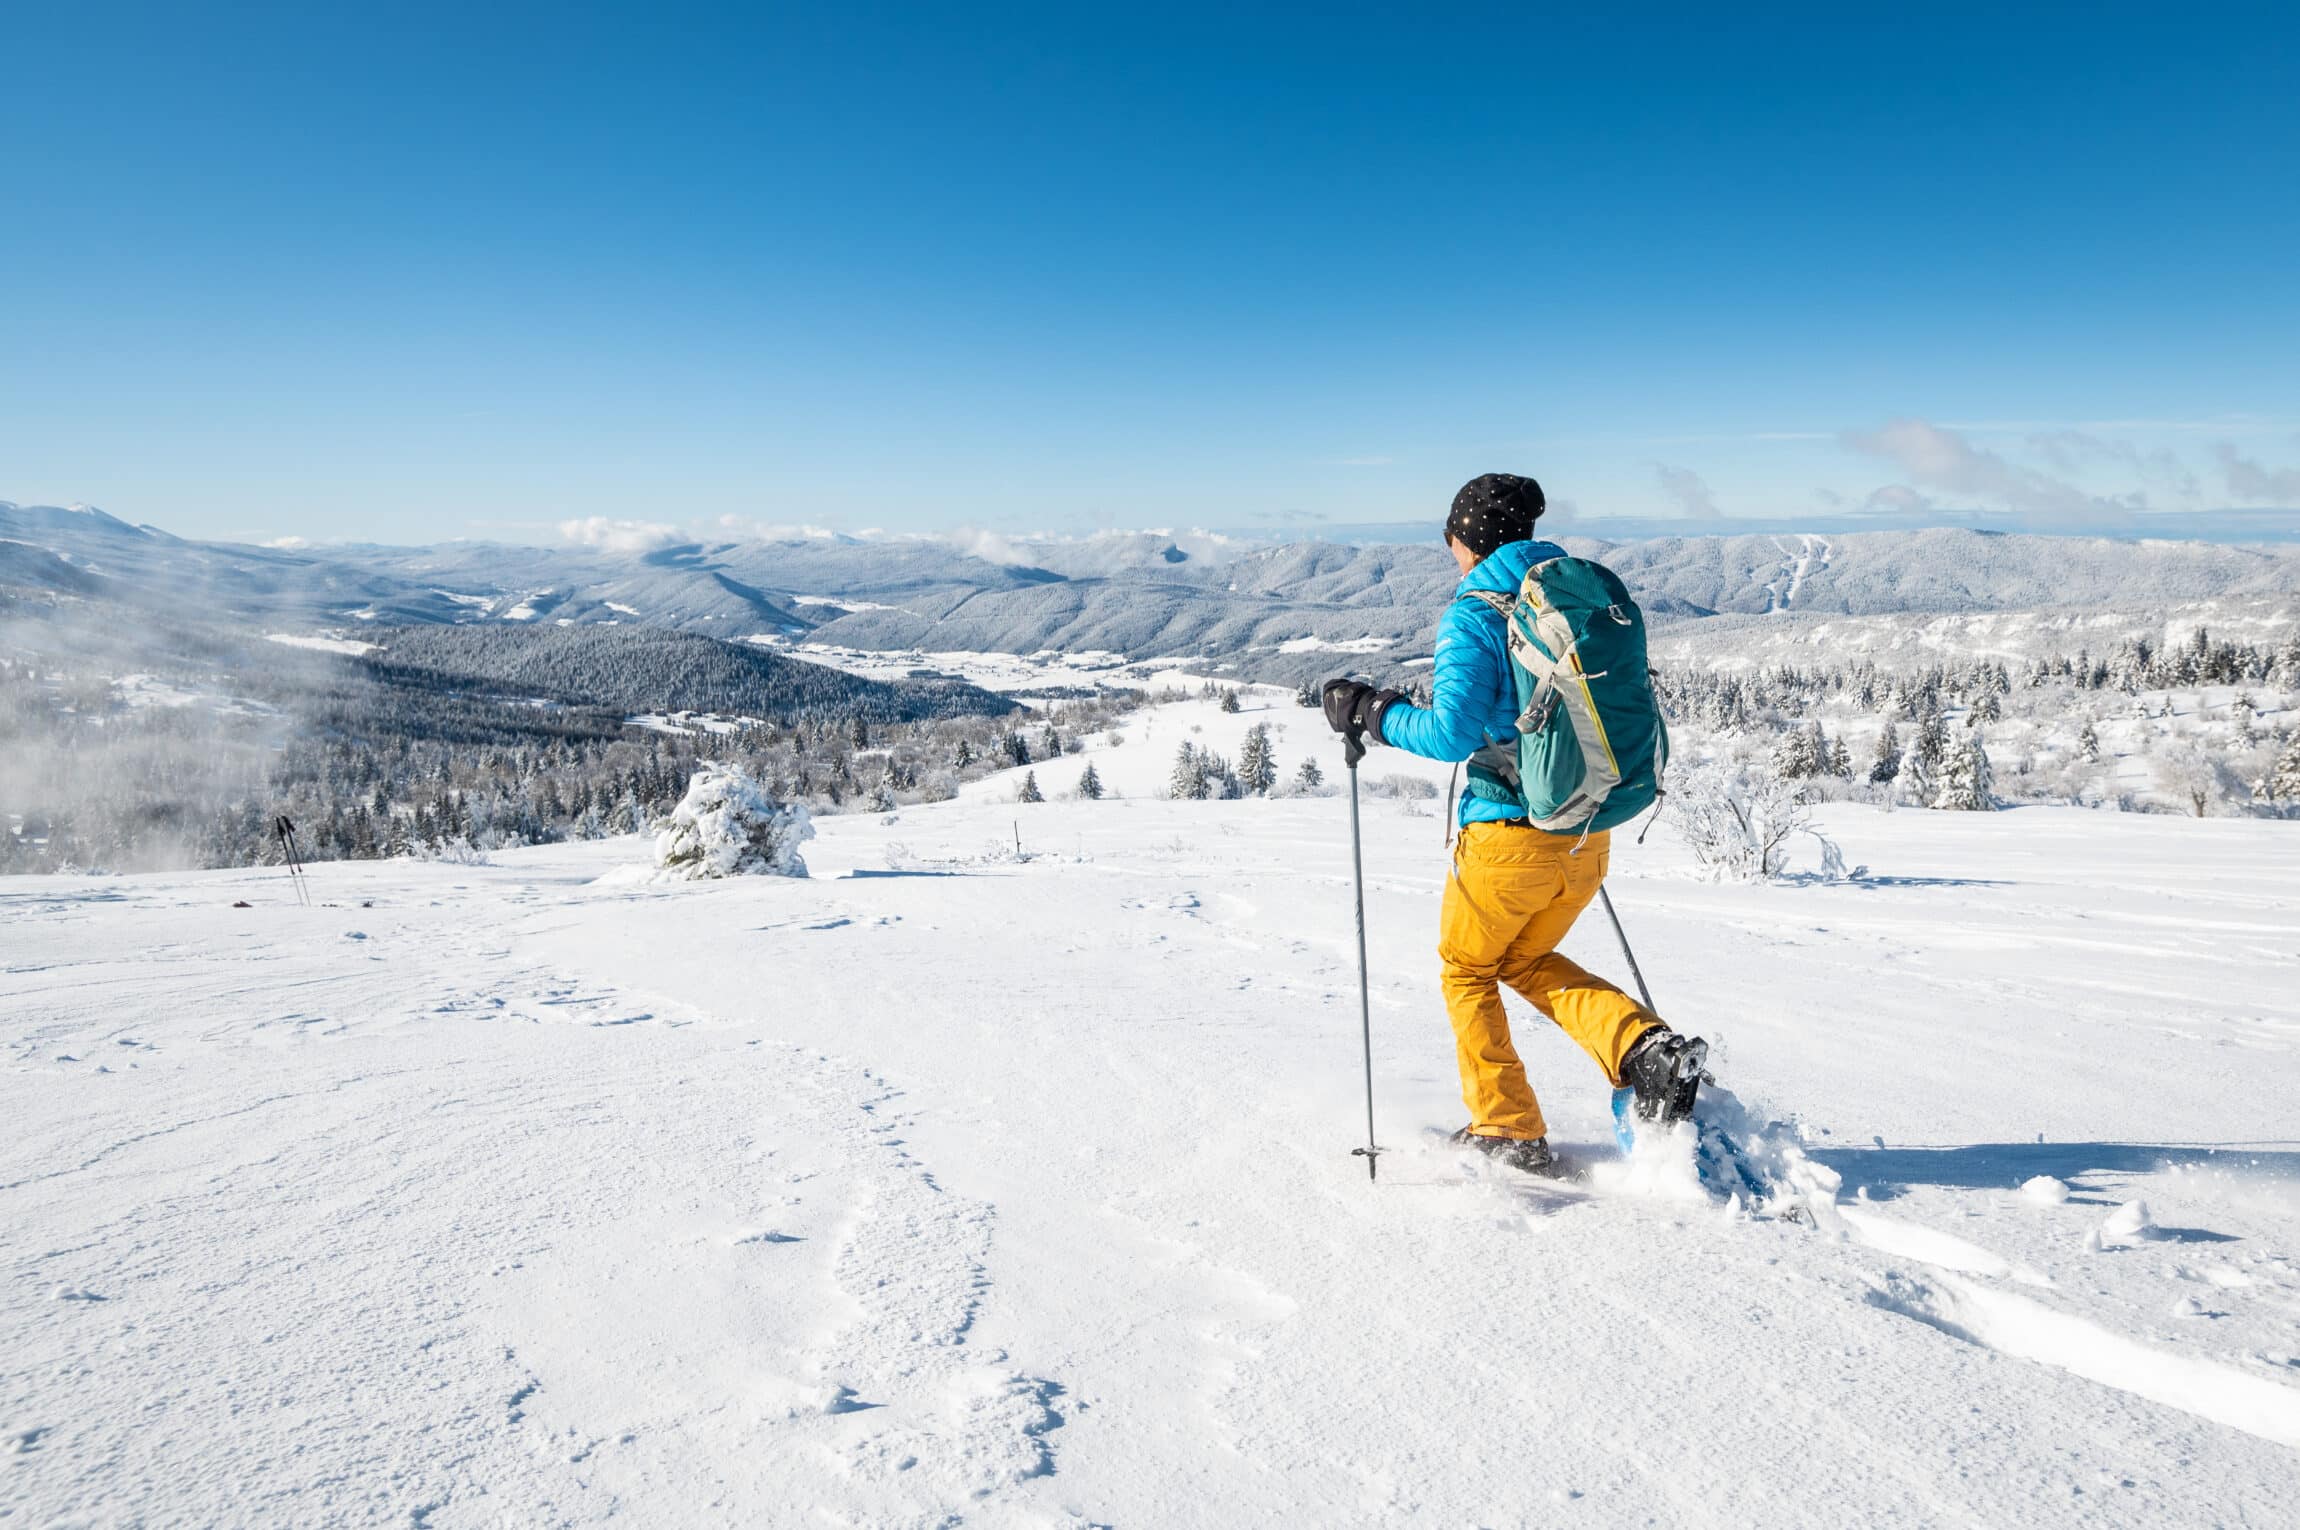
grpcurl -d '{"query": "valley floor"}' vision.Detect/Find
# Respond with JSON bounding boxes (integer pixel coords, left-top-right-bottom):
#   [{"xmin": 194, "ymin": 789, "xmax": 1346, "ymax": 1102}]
[{"xmin": 6, "ymin": 735, "xmax": 2300, "ymax": 1525}]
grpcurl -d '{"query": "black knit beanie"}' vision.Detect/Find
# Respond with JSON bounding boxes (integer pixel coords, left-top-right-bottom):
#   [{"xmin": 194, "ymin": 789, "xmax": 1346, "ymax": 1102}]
[{"xmin": 1444, "ymin": 473, "xmax": 1545, "ymax": 560}]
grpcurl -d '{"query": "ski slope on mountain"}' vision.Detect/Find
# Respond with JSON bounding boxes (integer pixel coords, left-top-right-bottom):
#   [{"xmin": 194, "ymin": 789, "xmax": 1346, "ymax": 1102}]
[{"xmin": 6, "ymin": 692, "xmax": 2300, "ymax": 1527}]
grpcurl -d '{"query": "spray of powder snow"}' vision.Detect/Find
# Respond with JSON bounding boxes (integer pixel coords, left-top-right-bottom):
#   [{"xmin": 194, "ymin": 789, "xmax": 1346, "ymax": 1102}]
[{"xmin": 1589, "ymin": 1084, "xmax": 1846, "ymax": 1228}]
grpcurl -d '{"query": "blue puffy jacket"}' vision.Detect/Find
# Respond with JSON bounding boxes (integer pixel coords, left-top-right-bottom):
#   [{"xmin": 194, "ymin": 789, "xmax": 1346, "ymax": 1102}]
[{"xmin": 1377, "ymin": 538, "xmax": 1567, "ymax": 828}]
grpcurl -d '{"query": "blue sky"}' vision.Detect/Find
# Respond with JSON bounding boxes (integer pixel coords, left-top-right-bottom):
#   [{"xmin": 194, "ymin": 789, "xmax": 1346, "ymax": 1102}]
[{"xmin": 3, "ymin": 2, "xmax": 2296, "ymax": 545}]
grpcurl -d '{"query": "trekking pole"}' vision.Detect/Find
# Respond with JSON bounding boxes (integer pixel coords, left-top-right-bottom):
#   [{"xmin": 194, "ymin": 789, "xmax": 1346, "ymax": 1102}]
[
  {"xmin": 1342, "ymin": 725, "xmax": 1383, "ymax": 1181},
  {"xmin": 274, "ymin": 815, "xmax": 310, "ymax": 907},
  {"xmin": 1596, "ymin": 886, "xmax": 1654, "ymax": 1013},
  {"xmin": 1598, "ymin": 884, "xmax": 1658, "ymax": 1153}
]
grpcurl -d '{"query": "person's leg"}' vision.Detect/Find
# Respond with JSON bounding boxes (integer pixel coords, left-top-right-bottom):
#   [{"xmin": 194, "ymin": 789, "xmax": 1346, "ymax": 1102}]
[
  {"xmin": 1437, "ymin": 824, "xmax": 1549, "ymax": 1139},
  {"xmin": 1493, "ymin": 834, "xmax": 1660, "ymax": 1086}
]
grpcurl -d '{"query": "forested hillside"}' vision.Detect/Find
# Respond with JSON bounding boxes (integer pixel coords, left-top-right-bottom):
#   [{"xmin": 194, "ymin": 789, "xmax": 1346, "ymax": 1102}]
[{"xmin": 367, "ymin": 624, "xmax": 1015, "ymax": 723}]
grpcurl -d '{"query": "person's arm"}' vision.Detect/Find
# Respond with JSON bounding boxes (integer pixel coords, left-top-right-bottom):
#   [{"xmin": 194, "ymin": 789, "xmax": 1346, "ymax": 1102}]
[{"xmin": 1374, "ymin": 601, "xmax": 1507, "ymax": 763}]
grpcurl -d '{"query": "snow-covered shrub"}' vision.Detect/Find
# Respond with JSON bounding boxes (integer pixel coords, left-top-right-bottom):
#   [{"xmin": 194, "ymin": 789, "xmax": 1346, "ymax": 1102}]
[
  {"xmin": 1669, "ymin": 751, "xmax": 1810, "ymax": 882},
  {"xmin": 1364, "ymin": 773, "xmax": 1438, "ymax": 800},
  {"xmin": 654, "ymin": 762, "xmax": 814, "ymax": 879},
  {"xmin": 1272, "ymin": 756, "xmax": 1333, "ymax": 797},
  {"xmin": 2150, "ymin": 739, "xmax": 2237, "ymax": 818}
]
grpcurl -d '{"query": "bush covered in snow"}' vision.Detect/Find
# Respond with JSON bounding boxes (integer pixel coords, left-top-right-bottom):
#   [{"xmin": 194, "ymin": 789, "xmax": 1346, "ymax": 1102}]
[
  {"xmin": 1671, "ymin": 749, "xmax": 1812, "ymax": 881},
  {"xmin": 654, "ymin": 763, "xmax": 814, "ymax": 879}
]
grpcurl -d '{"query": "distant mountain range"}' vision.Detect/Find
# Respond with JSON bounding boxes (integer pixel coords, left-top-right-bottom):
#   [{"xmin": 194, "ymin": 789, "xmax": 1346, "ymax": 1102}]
[{"xmin": 7, "ymin": 501, "xmax": 2298, "ymax": 678}]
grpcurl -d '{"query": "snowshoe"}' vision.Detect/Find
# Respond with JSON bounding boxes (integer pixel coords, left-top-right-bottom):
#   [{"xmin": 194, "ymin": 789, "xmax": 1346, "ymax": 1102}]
[
  {"xmin": 1448, "ymin": 1127, "xmax": 1560, "ymax": 1177},
  {"xmin": 1621, "ymin": 1027, "xmax": 1708, "ymax": 1125}
]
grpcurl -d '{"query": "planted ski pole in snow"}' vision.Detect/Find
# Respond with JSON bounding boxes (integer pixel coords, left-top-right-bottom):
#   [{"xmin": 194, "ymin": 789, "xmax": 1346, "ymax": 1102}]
[
  {"xmin": 1323, "ymin": 679, "xmax": 1384, "ymax": 1181},
  {"xmin": 273, "ymin": 815, "xmax": 310, "ymax": 907}
]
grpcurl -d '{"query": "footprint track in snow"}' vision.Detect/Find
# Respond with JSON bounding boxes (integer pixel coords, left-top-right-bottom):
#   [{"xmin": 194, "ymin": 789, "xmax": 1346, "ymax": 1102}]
[
  {"xmin": 1867, "ymin": 1269, "xmax": 2300, "ymax": 1449},
  {"xmin": 777, "ymin": 1067, "xmax": 1070, "ymax": 1505}
]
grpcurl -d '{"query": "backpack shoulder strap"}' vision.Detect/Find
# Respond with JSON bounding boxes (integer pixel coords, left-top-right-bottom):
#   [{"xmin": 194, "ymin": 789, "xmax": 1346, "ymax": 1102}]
[{"xmin": 1457, "ymin": 588, "xmax": 1516, "ymax": 618}]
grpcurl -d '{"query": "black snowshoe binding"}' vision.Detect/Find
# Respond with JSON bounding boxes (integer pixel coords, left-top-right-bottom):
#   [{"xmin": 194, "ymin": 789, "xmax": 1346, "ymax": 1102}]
[
  {"xmin": 1622, "ymin": 1027, "xmax": 1709, "ymax": 1125},
  {"xmin": 1448, "ymin": 1127, "xmax": 1559, "ymax": 1177}
]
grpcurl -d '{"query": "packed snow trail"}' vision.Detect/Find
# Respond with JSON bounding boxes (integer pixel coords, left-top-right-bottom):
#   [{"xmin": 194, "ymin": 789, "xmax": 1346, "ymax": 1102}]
[{"xmin": 7, "ymin": 697, "xmax": 2300, "ymax": 1524}]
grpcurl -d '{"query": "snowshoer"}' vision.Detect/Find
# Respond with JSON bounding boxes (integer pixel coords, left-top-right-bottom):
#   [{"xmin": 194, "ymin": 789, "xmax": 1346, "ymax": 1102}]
[{"xmin": 1323, "ymin": 473, "xmax": 1706, "ymax": 1175}]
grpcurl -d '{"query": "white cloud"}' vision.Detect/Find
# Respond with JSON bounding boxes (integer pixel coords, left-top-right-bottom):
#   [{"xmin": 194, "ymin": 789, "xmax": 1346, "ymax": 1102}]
[
  {"xmin": 949, "ymin": 528, "xmax": 1033, "ymax": 566},
  {"xmin": 1841, "ymin": 417, "xmax": 2096, "ymax": 516},
  {"xmin": 2025, "ymin": 430, "xmax": 2199, "ymax": 501},
  {"xmin": 1859, "ymin": 484, "xmax": 1937, "ymax": 514},
  {"xmin": 260, "ymin": 536, "xmax": 311, "ymax": 550},
  {"xmin": 707, "ymin": 516, "xmax": 846, "ymax": 542},
  {"xmin": 2213, "ymin": 443, "xmax": 2300, "ymax": 504},
  {"xmin": 1653, "ymin": 463, "xmax": 1721, "ymax": 519},
  {"xmin": 558, "ymin": 516, "xmax": 684, "ymax": 553}
]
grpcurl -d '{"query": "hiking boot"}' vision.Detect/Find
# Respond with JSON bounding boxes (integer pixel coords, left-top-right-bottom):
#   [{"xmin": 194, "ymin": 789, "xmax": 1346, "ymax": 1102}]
[
  {"xmin": 1449, "ymin": 1127, "xmax": 1559, "ymax": 1176},
  {"xmin": 1621, "ymin": 1026, "xmax": 1708, "ymax": 1125}
]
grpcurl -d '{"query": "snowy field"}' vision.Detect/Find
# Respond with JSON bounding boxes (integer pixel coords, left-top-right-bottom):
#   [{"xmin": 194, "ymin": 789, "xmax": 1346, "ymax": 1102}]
[{"xmin": 7, "ymin": 693, "xmax": 2300, "ymax": 1526}]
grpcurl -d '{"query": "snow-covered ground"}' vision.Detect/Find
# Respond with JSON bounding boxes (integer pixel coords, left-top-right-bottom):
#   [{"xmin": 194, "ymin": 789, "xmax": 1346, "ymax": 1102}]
[{"xmin": 7, "ymin": 697, "xmax": 2300, "ymax": 1525}]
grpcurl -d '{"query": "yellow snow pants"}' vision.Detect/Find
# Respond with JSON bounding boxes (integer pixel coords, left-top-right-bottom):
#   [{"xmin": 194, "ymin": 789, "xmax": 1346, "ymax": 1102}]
[{"xmin": 1439, "ymin": 822, "xmax": 1658, "ymax": 1140}]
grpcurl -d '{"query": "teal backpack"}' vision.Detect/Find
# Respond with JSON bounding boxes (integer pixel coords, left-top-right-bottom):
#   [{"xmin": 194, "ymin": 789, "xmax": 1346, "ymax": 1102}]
[{"xmin": 1458, "ymin": 556, "xmax": 1669, "ymax": 834}]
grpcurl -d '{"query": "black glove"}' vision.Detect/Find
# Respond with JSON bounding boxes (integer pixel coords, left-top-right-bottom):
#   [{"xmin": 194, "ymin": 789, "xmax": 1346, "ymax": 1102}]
[
  {"xmin": 1322, "ymin": 679, "xmax": 1375, "ymax": 737},
  {"xmin": 1321, "ymin": 679, "xmax": 1409, "ymax": 746}
]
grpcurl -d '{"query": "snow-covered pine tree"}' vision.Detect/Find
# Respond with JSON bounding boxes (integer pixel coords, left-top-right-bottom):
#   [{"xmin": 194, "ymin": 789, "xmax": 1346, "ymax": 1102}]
[
  {"xmin": 1295, "ymin": 680, "xmax": 1318, "ymax": 708},
  {"xmin": 1828, "ymin": 735, "xmax": 1853, "ymax": 777},
  {"xmin": 1295, "ymin": 756, "xmax": 1323, "ymax": 790},
  {"xmin": 1868, "ymin": 720, "xmax": 1901, "ymax": 784},
  {"xmin": 1218, "ymin": 688, "xmax": 1242, "ymax": 714},
  {"xmin": 1202, "ymin": 751, "xmax": 1242, "ymax": 799},
  {"xmin": 2259, "ymin": 735, "xmax": 2300, "ymax": 806},
  {"xmin": 954, "ymin": 738, "xmax": 974, "ymax": 769},
  {"xmin": 1770, "ymin": 721, "xmax": 1821, "ymax": 780},
  {"xmin": 655, "ymin": 763, "xmax": 814, "ymax": 879},
  {"xmin": 1932, "ymin": 736, "xmax": 1996, "ymax": 811},
  {"xmin": 1901, "ymin": 714, "xmax": 1947, "ymax": 804},
  {"xmin": 1042, "ymin": 723, "xmax": 1062, "ymax": 759},
  {"xmin": 2077, "ymin": 720, "xmax": 2102, "ymax": 760},
  {"xmin": 1169, "ymin": 742, "xmax": 1209, "ymax": 800},
  {"xmin": 1016, "ymin": 770, "xmax": 1043, "ymax": 804},
  {"xmin": 1077, "ymin": 761, "xmax": 1104, "ymax": 800},
  {"xmin": 1004, "ymin": 731, "xmax": 1032, "ymax": 767},
  {"xmin": 1238, "ymin": 723, "xmax": 1275, "ymax": 794}
]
